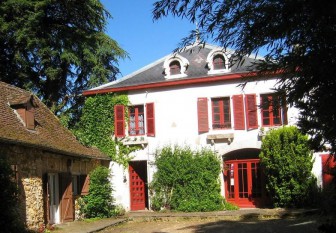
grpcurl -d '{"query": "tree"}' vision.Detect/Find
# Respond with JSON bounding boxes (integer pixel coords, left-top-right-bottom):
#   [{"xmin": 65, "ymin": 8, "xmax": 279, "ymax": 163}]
[
  {"xmin": 152, "ymin": 0, "xmax": 336, "ymax": 155},
  {"xmin": 259, "ymin": 126, "xmax": 316, "ymax": 207},
  {"xmin": 0, "ymin": 0, "xmax": 126, "ymax": 123}
]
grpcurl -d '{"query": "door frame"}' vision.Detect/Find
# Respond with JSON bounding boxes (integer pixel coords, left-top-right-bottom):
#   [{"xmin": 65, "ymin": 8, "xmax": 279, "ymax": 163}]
[{"xmin": 223, "ymin": 159, "xmax": 268, "ymax": 208}]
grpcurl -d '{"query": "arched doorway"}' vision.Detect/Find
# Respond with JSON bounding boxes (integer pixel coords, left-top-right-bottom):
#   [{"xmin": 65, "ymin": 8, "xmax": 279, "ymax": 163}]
[{"xmin": 223, "ymin": 148, "xmax": 270, "ymax": 208}]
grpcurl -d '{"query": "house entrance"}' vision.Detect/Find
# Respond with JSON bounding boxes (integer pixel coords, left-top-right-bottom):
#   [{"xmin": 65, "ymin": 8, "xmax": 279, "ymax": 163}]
[
  {"xmin": 129, "ymin": 161, "xmax": 148, "ymax": 211},
  {"xmin": 223, "ymin": 149, "xmax": 269, "ymax": 208}
]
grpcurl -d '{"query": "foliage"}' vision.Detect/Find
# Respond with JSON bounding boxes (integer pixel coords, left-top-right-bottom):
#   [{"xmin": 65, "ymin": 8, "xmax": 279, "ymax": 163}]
[
  {"xmin": 74, "ymin": 93, "xmax": 138, "ymax": 166},
  {"xmin": 83, "ymin": 166, "xmax": 114, "ymax": 218},
  {"xmin": 259, "ymin": 126, "xmax": 317, "ymax": 207},
  {"xmin": 150, "ymin": 145, "xmax": 224, "ymax": 212},
  {"xmin": 153, "ymin": 0, "xmax": 336, "ymax": 156},
  {"xmin": 0, "ymin": 157, "xmax": 26, "ymax": 232},
  {"xmin": 0, "ymin": 0, "xmax": 126, "ymax": 123}
]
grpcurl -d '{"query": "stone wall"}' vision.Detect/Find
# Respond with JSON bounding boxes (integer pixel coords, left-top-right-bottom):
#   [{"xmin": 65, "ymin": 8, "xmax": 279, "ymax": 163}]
[{"xmin": 1, "ymin": 143, "xmax": 107, "ymax": 230}]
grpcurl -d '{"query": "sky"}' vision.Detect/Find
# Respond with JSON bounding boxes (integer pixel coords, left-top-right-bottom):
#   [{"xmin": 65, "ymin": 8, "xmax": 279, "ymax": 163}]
[{"xmin": 101, "ymin": 0, "xmax": 196, "ymax": 78}]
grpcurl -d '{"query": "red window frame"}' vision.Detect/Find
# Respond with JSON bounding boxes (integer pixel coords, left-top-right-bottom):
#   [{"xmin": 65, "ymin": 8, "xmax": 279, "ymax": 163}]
[
  {"xmin": 211, "ymin": 97, "xmax": 231, "ymax": 129},
  {"xmin": 213, "ymin": 54, "xmax": 225, "ymax": 70},
  {"xmin": 129, "ymin": 105, "xmax": 145, "ymax": 136},
  {"xmin": 260, "ymin": 94, "xmax": 286, "ymax": 127},
  {"xmin": 169, "ymin": 60, "xmax": 181, "ymax": 75}
]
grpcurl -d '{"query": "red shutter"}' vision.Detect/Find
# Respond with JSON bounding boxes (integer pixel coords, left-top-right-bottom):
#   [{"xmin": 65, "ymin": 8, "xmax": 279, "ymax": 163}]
[
  {"xmin": 232, "ymin": 95, "xmax": 245, "ymax": 130},
  {"xmin": 245, "ymin": 94, "xmax": 258, "ymax": 129},
  {"xmin": 114, "ymin": 105, "xmax": 125, "ymax": 137},
  {"xmin": 146, "ymin": 103, "xmax": 155, "ymax": 136},
  {"xmin": 197, "ymin": 97, "xmax": 209, "ymax": 133}
]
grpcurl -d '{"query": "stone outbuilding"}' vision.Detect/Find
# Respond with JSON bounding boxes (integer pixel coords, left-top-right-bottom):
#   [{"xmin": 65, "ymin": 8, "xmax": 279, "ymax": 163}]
[{"xmin": 0, "ymin": 81, "xmax": 110, "ymax": 230}]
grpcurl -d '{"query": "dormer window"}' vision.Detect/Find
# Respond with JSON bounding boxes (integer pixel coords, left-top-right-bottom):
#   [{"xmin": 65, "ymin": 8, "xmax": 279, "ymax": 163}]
[
  {"xmin": 163, "ymin": 54, "xmax": 189, "ymax": 79},
  {"xmin": 207, "ymin": 49, "xmax": 231, "ymax": 74},
  {"xmin": 10, "ymin": 95, "xmax": 36, "ymax": 130},
  {"xmin": 213, "ymin": 54, "xmax": 225, "ymax": 70}
]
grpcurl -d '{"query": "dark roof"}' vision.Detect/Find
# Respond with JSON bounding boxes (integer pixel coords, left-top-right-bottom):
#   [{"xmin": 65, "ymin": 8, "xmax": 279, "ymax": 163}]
[
  {"xmin": 0, "ymin": 81, "xmax": 110, "ymax": 160},
  {"xmin": 88, "ymin": 44, "xmax": 258, "ymax": 93}
]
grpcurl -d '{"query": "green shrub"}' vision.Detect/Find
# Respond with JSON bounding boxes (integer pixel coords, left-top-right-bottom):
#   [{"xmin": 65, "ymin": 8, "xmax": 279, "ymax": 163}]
[
  {"xmin": 83, "ymin": 166, "xmax": 114, "ymax": 218},
  {"xmin": 150, "ymin": 145, "xmax": 224, "ymax": 212},
  {"xmin": 260, "ymin": 126, "xmax": 317, "ymax": 207},
  {"xmin": 0, "ymin": 157, "xmax": 26, "ymax": 232}
]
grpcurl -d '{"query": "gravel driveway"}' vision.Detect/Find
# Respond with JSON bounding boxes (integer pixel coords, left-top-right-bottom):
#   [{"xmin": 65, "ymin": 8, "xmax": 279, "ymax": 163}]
[{"xmin": 99, "ymin": 215, "xmax": 321, "ymax": 233}]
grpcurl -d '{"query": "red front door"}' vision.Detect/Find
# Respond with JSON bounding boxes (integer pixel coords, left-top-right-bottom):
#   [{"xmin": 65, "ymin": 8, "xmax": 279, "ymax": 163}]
[
  {"xmin": 129, "ymin": 161, "xmax": 148, "ymax": 211},
  {"xmin": 224, "ymin": 159, "xmax": 268, "ymax": 208}
]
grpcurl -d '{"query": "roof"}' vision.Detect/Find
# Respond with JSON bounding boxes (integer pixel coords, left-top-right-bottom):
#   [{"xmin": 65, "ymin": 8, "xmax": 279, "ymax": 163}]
[
  {"xmin": 84, "ymin": 44, "xmax": 260, "ymax": 95},
  {"xmin": 0, "ymin": 81, "xmax": 110, "ymax": 160}
]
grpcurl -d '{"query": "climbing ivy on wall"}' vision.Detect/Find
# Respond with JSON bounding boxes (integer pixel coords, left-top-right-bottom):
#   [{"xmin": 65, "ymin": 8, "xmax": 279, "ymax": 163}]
[{"xmin": 74, "ymin": 93, "xmax": 138, "ymax": 167}]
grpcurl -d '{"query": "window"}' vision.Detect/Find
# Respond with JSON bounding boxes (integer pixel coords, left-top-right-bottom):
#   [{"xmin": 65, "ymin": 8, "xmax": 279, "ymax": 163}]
[
  {"xmin": 72, "ymin": 175, "xmax": 89, "ymax": 196},
  {"xmin": 211, "ymin": 97, "xmax": 231, "ymax": 129},
  {"xmin": 163, "ymin": 54, "xmax": 189, "ymax": 78},
  {"xmin": 10, "ymin": 96, "xmax": 35, "ymax": 130},
  {"xmin": 213, "ymin": 54, "xmax": 225, "ymax": 70},
  {"xmin": 169, "ymin": 61, "xmax": 181, "ymax": 75},
  {"xmin": 114, "ymin": 103, "xmax": 155, "ymax": 137},
  {"xmin": 260, "ymin": 94, "xmax": 287, "ymax": 127},
  {"xmin": 206, "ymin": 49, "xmax": 230, "ymax": 74},
  {"xmin": 197, "ymin": 95, "xmax": 258, "ymax": 133},
  {"xmin": 129, "ymin": 105, "xmax": 145, "ymax": 136}
]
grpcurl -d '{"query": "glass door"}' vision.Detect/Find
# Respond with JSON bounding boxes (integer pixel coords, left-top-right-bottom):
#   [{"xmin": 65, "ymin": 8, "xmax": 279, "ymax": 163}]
[{"xmin": 224, "ymin": 159, "xmax": 268, "ymax": 207}]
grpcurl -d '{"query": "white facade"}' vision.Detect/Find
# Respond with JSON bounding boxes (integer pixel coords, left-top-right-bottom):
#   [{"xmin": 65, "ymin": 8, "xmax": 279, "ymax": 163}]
[
  {"xmin": 85, "ymin": 44, "xmax": 329, "ymax": 210},
  {"xmin": 109, "ymin": 77, "xmax": 324, "ymax": 210}
]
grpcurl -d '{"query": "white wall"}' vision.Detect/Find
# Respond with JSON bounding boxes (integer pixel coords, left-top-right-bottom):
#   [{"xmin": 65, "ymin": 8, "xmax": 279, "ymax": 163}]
[{"xmin": 110, "ymin": 77, "xmax": 322, "ymax": 210}]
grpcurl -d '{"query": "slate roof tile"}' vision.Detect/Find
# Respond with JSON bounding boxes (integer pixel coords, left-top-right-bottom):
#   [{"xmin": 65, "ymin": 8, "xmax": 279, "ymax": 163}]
[{"xmin": 91, "ymin": 44, "xmax": 258, "ymax": 91}]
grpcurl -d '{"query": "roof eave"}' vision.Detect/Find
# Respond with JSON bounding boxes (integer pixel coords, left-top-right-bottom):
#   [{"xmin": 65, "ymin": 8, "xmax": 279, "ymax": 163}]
[
  {"xmin": 0, "ymin": 137, "xmax": 111, "ymax": 161},
  {"xmin": 83, "ymin": 71, "xmax": 258, "ymax": 96}
]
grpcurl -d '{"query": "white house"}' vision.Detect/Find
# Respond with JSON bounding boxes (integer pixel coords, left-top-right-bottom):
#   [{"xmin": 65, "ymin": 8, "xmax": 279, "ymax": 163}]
[{"xmin": 83, "ymin": 43, "xmax": 332, "ymax": 210}]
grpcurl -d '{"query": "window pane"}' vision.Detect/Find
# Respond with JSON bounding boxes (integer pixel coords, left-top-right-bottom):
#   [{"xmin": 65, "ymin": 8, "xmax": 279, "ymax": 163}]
[
  {"xmin": 213, "ymin": 54, "xmax": 225, "ymax": 70},
  {"xmin": 223, "ymin": 98, "xmax": 231, "ymax": 128},
  {"xmin": 129, "ymin": 105, "xmax": 145, "ymax": 135},
  {"xmin": 212, "ymin": 97, "xmax": 231, "ymax": 129},
  {"xmin": 169, "ymin": 61, "xmax": 181, "ymax": 75}
]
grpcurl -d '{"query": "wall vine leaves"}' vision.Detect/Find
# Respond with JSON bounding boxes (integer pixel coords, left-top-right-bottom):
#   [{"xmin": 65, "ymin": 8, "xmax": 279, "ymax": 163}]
[{"xmin": 74, "ymin": 93, "xmax": 139, "ymax": 167}]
